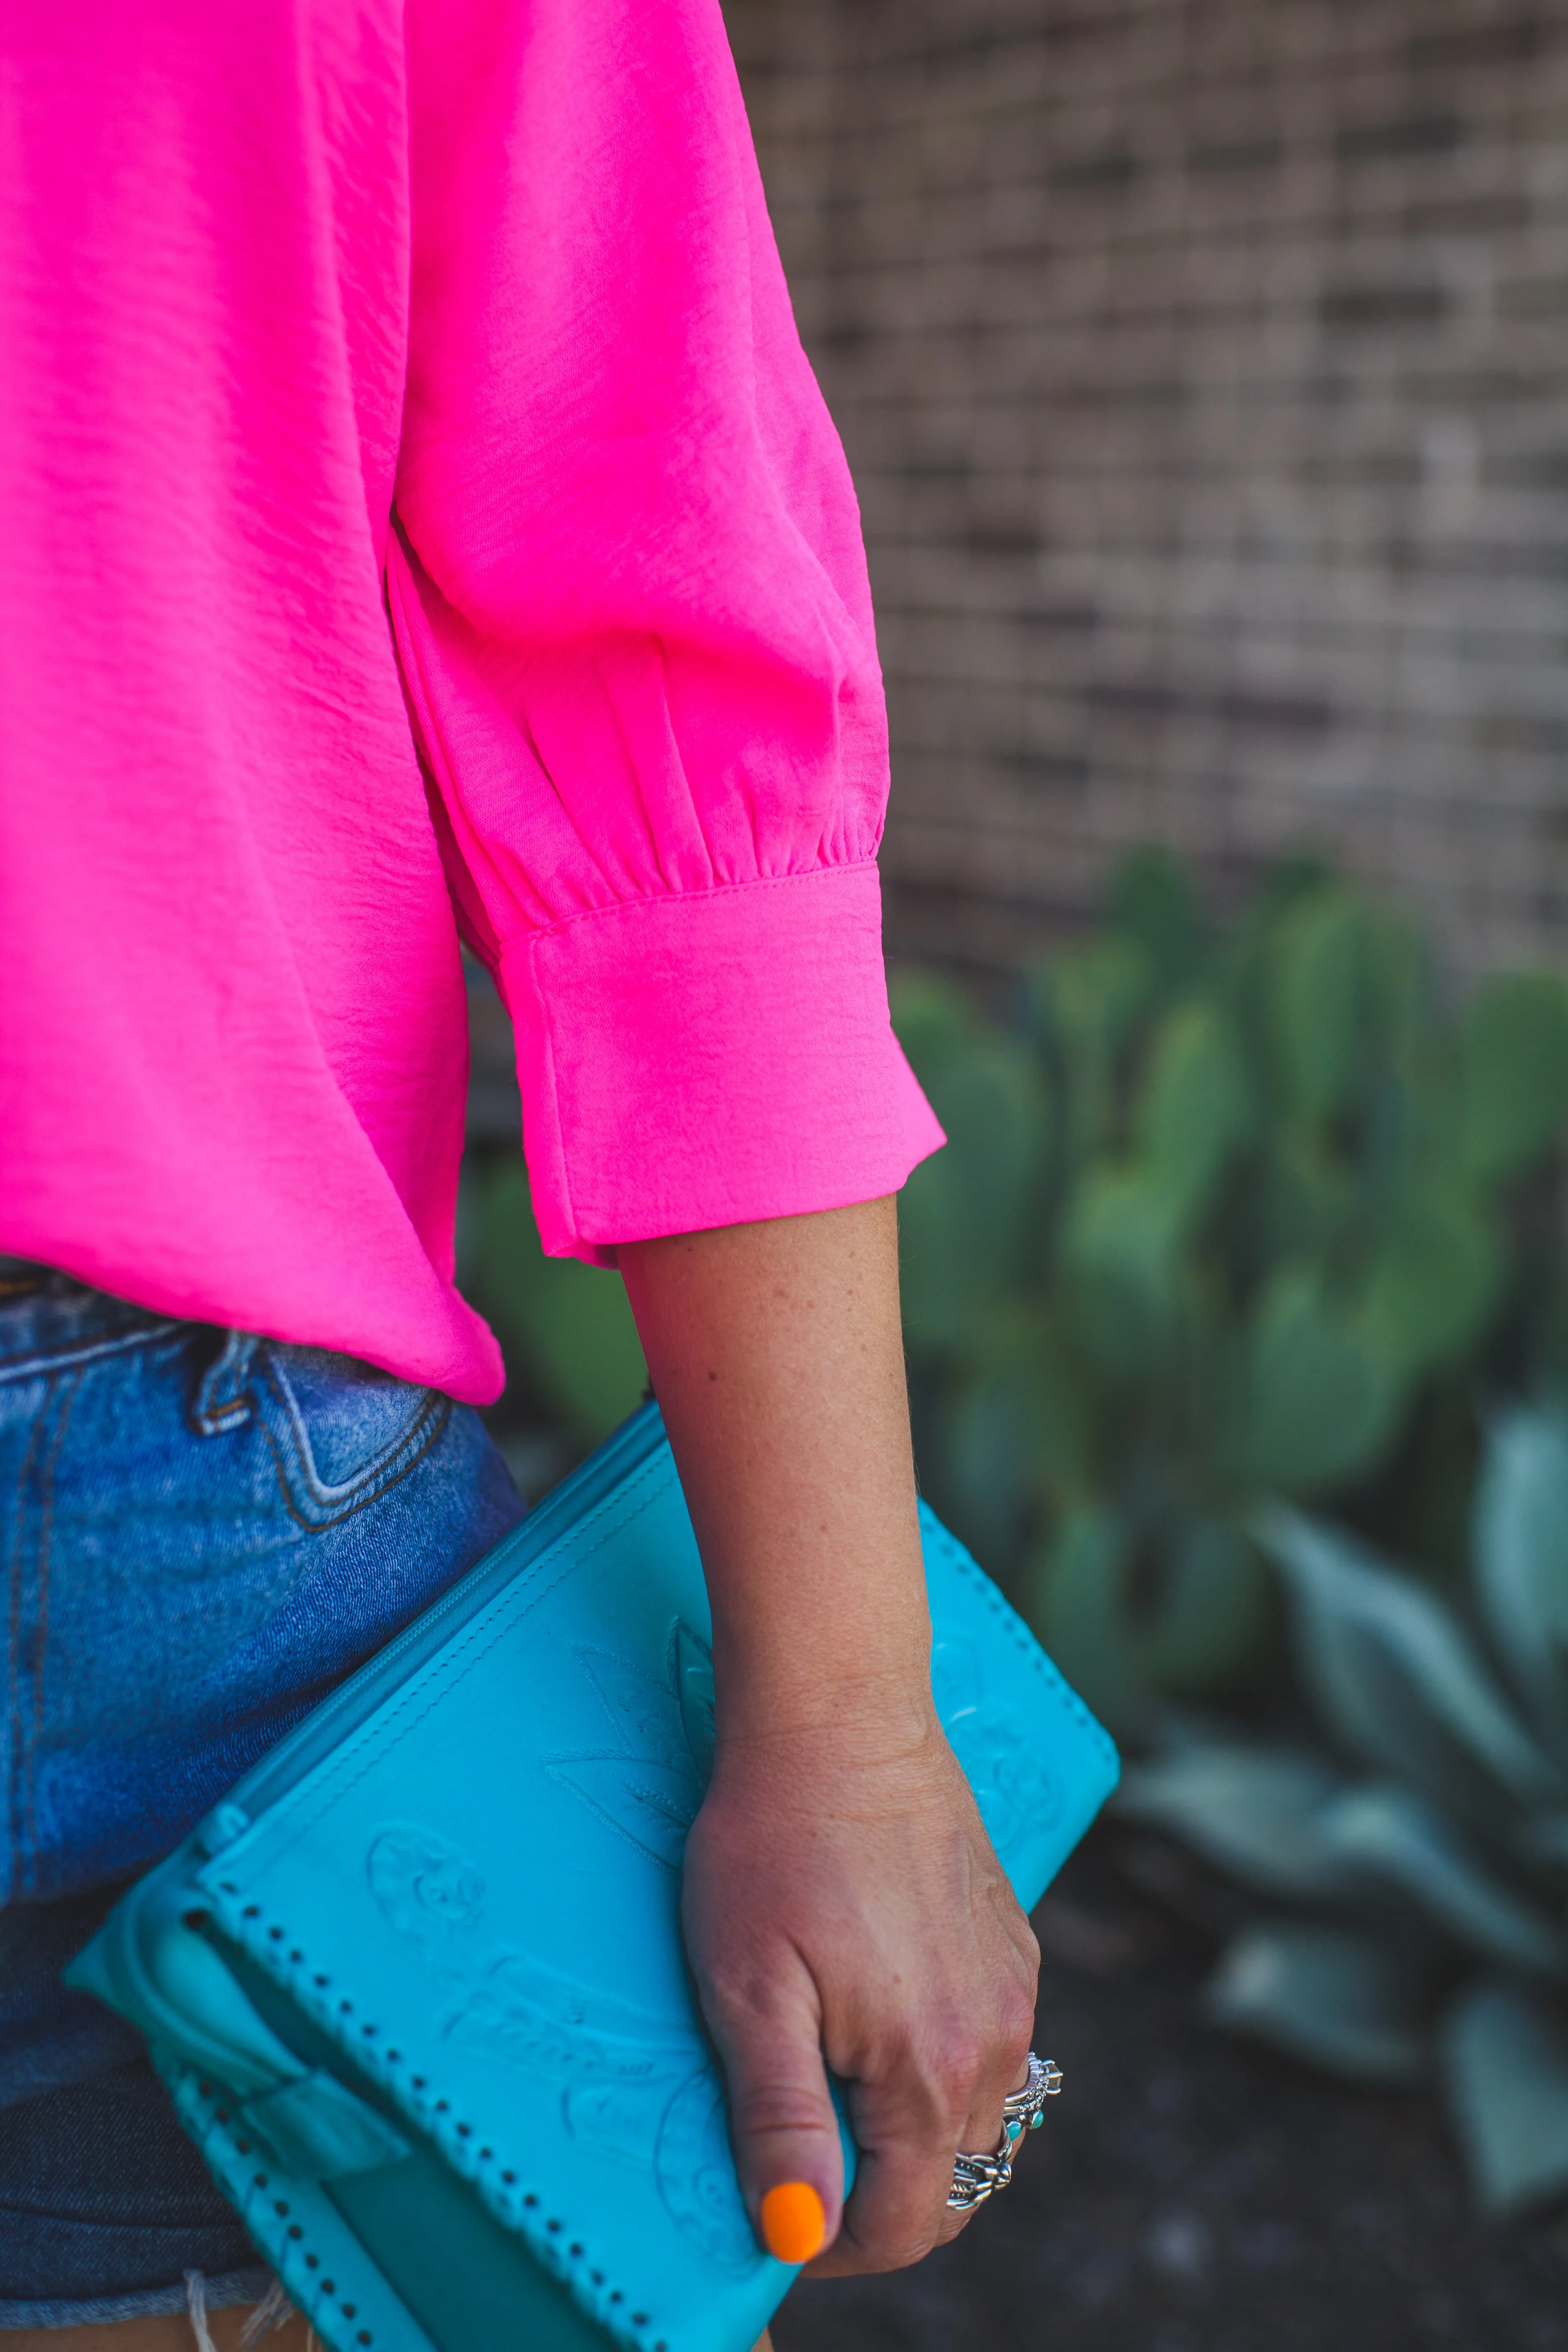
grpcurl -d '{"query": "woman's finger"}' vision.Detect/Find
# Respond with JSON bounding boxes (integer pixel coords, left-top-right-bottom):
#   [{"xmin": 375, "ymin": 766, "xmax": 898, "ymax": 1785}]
[
  {"xmin": 699, "ymin": 1959, "xmax": 846, "ymax": 2265},
  {"xmin": 824, "ymin": 1937, "xmax": 1035, "ymax": 2272},
  {"xmin": 806, "ymin": 1987, "xmax": 1003, "ymax": 2274},
  {"xmin": 929, "ymin": 2045, "xmax": 1041, "ymax": 2249},
  {"xmin": 816, "ymin": 2139, "xmax": 960, "ymax": 2275}
]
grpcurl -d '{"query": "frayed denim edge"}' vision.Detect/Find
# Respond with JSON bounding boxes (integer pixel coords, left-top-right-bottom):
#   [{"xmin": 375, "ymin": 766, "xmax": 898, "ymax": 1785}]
[{"xmin": 0, "ymin": 2262, "xmax": 274, "ymax": 2327}]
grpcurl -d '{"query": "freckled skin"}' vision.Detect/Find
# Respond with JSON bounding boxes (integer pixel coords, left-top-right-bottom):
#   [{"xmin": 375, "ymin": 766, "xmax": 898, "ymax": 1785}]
[{"xmin": 620, "ymin": 1199, "xmax": 1038, "ymax": 2278}]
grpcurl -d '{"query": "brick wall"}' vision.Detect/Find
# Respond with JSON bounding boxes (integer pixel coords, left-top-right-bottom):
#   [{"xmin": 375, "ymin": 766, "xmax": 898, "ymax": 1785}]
[{"xmin": 723, "ymin": 0, "xmax": 1568, "ymax": 979}]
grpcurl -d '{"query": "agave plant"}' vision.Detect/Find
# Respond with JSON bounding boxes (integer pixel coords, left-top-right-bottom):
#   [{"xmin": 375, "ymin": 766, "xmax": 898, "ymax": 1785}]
[{"xmin": 1117, "ymin": 1405, "xmax": 1568, "ymax": 2216}]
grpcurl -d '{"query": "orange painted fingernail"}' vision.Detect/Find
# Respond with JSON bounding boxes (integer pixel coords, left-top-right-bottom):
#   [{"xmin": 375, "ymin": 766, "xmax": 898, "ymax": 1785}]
[{"xmin": 760, "ymin": 2181, "xmax": 827, "ymax": 2264}]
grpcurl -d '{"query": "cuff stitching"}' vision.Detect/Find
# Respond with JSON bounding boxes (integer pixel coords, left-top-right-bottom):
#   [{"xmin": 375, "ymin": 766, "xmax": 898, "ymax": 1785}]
[{"xmin": 492, "ymin": 859, "xmax": 881, "ymax": 959}]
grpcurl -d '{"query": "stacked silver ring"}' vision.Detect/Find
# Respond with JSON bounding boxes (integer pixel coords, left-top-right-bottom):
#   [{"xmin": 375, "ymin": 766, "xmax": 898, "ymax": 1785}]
[{"xmin": 946, "ymin": 2050, "xmax": 1063, "ymax": 2212}]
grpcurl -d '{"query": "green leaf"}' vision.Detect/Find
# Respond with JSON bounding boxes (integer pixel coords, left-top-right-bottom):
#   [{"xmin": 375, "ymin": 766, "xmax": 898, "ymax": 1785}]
[
  {"xmin": 1361, "ymin": 906, "xmax": 1430, "ymax": 1069},
  {"xmin": 1268, "ymin": 888, "xmax": 1366, "ymax": 1126},
  {"xmin": 885, "ymin": 969, "xmax": 972, "ymax": 1072},
  {"xmin": 1474, "ymin": 1407, "xmax": 1568, "ymax": 1753},
  {"xmin": 1062, "ymin": 1165, "xmax": 1187, "ymax": 1372},
  {"xmin": 1319, "ymin": 1783, "xmax": 1568, "ymax": 1976},
  {"xmin": 892, "ymin": 977, "xmax": 1050, "ymax": 1356},
  {"xmin": 930, "ymin": 1354, "xmax": 1047, "ymax": 1576},
  {"xmin": 1228, "ymin": 1267, "xmax": 1400, "ymax": 1493},
  {"xmin": 1065, "ymin": 1166, "xmax": 1184, "ymax": 1290},
  {"xmin": 1355, "ymin": 1181, "xmax": 1504, "ymax": 1386},
  {"xmin": 1134, "ymin": 1000, "xmax": 1253, "ymax": 1223},
  {"xmin": 1019, "ymin": 1508, "xmax": 1148, "ymax": 1731},
  {"xmin": 1117, "ymin": 1744, "xmax": 1349, "ymax": 1901},
  {"xmin": 1255, "ymin": 1134, "xmax": 1359, "ymax": 1264},
  {"xmin": 1020, "ymin": 1512, "xmax": 1268, "ymax": 1731},
  {"xmin": 468, "ymin": 1164, "xmax": 648, "ymax": 1441},
  {"xmin": 934, "ymin": 1308, "xmax": 1096, "ymax": 1551},
  {"xmin": 1138, "ymin": 1519, "xmax": 1272, "ymax": 1697},
  {"xmin": 1520, "ymin": 1813, "xmax": 1568, "ymax": 1872},
  {"xmin": 1040, "ymin": 936, "xmax": 1155, "ymax": 1060},
  {"xmin": 1108, "ymin": 846, "xmax": 1205, "ymax": 990},
  {"xmin": 1203, "ymin": 1921, "xmax": 1431, "ymax": 2082},
  {"xmin": 1460, "ymin": 970, "xmax": 1568, "ymax": 1185},
  {"xmin": 1033, "ymin": 936, "xmax": 1155, "ymax": 1162},
  {"xmin": 1006, "ymin": 1308, "xmax": 1099, "ymax": 1496},
  {"xmin": 1262, "ymin": 1509, "xmax": 1565, "ymax": 1819},
  {"xmin": 1443, "ymin": 1981, "xmax": 1568, "ymax": 2217}
]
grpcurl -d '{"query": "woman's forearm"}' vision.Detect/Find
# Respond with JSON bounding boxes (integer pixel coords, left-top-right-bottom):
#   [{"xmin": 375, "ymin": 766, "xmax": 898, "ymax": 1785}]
[
  {"xmin": 618, "ymin": 1197, "xmax": 931, "ymax": 1736},
  {"xmin": 618, "ymin": 1198, "xmax": 1037, "ymax": 2276}
]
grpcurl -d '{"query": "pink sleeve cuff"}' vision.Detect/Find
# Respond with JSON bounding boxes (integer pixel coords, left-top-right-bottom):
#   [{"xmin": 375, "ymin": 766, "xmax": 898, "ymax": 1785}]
[{"xmin": 496, "ymin": 862, "xmax": 944, "ymax": 1261}]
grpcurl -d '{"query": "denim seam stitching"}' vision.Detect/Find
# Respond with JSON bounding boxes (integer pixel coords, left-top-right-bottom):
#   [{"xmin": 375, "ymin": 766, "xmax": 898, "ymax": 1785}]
[
  {"xmin": 24, "ymin": 1367, "xmax": 81, "ymax": 1888},
  {"xmin": 255, "ymin": 1355, "xmax": 451, "ymax": 1513},
  {"xmin": 253, "ymin": 1386, "xmax": 455, "ymax": 1534},
  {"xmin": 0, "ymin": 2265, "xmax": 275, "ymax": 2328},
  {"xmin": 0, "ymin": 1322, "xmax": 183, "ymax": 1387},
  {"xmin": 5, "ymin": 1383, "xmax": 48, "ymax": 1908}
]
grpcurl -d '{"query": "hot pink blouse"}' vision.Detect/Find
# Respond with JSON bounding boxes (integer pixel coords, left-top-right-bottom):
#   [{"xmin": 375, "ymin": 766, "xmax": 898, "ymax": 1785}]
[{"xmin": 0, "ymin": 0, "xmax": 941, "ymax": 1401}]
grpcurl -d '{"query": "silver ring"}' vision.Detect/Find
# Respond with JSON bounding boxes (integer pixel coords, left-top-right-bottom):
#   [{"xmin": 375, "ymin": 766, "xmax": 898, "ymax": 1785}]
[{"xmin": 946, "ymin": 2051, "xmax": 1062, "ymax": 2213}]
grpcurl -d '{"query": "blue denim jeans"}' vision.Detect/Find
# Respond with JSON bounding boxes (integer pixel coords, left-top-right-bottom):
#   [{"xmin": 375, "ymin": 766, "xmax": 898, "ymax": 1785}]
[{"xmin": 0, "ymin": 1267, "xmax": 525, "ymax": 2325}]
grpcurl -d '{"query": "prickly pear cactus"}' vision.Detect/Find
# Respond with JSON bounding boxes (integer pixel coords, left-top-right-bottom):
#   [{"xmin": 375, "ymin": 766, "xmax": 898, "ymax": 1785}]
[{"xmin": 892, "ymin": 850, "xmax": 1568, "ymax": 1730}]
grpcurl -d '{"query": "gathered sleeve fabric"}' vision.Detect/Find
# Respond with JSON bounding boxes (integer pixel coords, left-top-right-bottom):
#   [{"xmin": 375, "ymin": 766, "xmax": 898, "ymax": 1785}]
[{"xmin": 389, "ymin": 0, "xmax": 942, "ymax": 1262}]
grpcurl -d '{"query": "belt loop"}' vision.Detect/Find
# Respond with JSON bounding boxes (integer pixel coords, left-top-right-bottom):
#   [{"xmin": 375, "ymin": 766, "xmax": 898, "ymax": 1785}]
[{"xmin": 193, "ymin": 1330, "xmax": 259, "ymax": 1435}]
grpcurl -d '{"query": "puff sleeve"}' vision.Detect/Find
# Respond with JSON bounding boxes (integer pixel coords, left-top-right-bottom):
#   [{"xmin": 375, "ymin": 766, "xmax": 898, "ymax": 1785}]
[{"xmin": 389, "ymin": 0, "xmax": 942, "ymax": 1260}]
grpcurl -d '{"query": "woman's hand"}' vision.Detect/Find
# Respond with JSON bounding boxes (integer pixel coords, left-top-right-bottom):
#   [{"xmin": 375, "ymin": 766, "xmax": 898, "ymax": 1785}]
[
  {"xmin": 619, "ymin": 1199, "xmax": 1040, "ymax": 2271},
  {"xmin": 682, "ymin": 1685, "xmax": 1038, "ymax": 2271}
]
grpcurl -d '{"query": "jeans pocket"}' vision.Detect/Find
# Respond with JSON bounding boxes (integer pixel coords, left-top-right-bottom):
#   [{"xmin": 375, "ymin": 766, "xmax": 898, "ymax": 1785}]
[{"xmin": 246, "ymin": 1344, "xmax": 452, "ymax": 1530}]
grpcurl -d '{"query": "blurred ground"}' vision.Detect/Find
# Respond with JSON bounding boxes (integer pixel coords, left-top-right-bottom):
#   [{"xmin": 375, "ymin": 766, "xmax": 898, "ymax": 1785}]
[{"xmin": 772, "ymin": 1826, "xmax": 1568, "ymax": 2352}]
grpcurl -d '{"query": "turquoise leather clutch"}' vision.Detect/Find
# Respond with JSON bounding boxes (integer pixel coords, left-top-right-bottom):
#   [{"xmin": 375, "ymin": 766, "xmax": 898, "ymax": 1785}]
[{"xmin": 69, "ymin": 1403, "xmax": 1117, "ymax": 2352}]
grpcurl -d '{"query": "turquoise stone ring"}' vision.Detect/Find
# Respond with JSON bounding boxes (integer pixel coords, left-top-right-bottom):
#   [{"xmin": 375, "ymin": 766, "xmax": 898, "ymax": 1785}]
[{"xmin": 947, "ymin": 2052, "xmax": 1063, "ymax": 2212}]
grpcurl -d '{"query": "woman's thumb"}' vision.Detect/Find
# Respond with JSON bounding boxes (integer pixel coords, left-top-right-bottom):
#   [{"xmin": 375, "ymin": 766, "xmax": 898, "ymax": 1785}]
[{"xmin": 714, "ymin": 1994, "xmax": 844, "ymax": 2264}]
